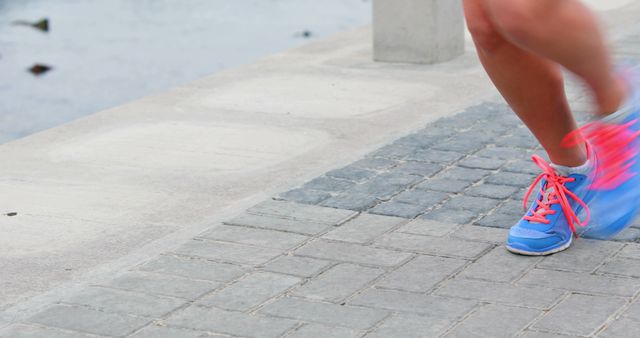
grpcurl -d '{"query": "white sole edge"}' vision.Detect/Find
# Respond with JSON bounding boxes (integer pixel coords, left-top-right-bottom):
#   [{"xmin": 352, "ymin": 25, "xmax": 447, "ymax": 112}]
[{"xmin": 505, "ymin": 236, "xmax": 573, "ymax": 256}]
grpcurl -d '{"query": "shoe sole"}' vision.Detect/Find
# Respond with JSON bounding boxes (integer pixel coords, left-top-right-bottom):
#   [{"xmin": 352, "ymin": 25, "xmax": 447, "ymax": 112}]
[{"xmin": 505, "ymin": 236, "xmax": 572, "ymax": 256}]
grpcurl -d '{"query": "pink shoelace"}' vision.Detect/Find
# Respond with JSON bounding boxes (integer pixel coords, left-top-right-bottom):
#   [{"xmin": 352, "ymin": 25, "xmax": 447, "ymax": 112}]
[
  {"xmin": 523, "ymin": 155, "xmax": 590, "ymax": 235},
  {"xmin": 563, "ymin": 120, "xmax": 640, "ymax": 190}
]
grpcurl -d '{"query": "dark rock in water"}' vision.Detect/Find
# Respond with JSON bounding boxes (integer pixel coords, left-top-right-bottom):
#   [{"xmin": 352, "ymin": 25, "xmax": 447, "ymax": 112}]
[
  {"xmin": 28, "ymin": 64, "xmax": 52, "ymax": 76},
  {"xmin": 12, "ymin": 18, "xmax": 50, "ymax": 33},
  {"xmin": 294, "ymin": 30, "xmax": 313, "ymax": 38},
  {"xmin": 32, "ymin": 18, "xmax": 50, "ymax": 32}
]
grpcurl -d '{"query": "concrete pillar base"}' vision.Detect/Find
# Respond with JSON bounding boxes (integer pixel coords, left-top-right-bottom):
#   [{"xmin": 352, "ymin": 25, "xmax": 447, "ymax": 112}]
[{"xmin": 373, "ymin": 0, "xmax": 465, "ymax": 64}]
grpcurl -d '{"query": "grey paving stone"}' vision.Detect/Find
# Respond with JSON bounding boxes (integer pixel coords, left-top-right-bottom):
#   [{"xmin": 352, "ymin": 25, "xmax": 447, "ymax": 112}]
[
  {"xmin": 458, "ymin": 156, "xmax": 507, "ymax": 170},
  {"xmin": 617, "ymin": 299, "xmax": 640, "ymax": 321},
  {"xmin": 415, "ymin": 178, "xmax": 472, "ymax": 193},
  {"xmin": 292, "ymin": 263, "xmax": 384, "ymax": 302},
  {"xmin": 474, "ymin": 211, "xmax": 521, "ymax": 229},
  {"xmin": 495, "ymin": 135, "xmax": 538, "ymax": 150},
  {"xmin": 610, "ymin": 227, "xmax": 640, "ymax": 242},
  {"xmin": 415, "ymin": 126, "xmax": 457, "ymax": 138},
  {"xmin": 432, "ymin": 138, "xmax": 487, "ymax": 153},
  {"xmin": 462, "ymin": 102, "xmax": 513, "ymax": 120},
  {"xmin": 404, "ymin": 149, "xmax": 465, "ymax": 164},
  {"xmin": 259, "ymin": 297, "xmax": 388, "ymax": 330},
  {"xmin": 130, "ymin": 325, "xmax": 214, "ymax": 338},
  {"xmin": 375, "ymin": 232, "xmax": 491, "ymax": 259},
  {"xmin": 166, "ymin": 305, "xmax": 298, "ymax": 338},
  {"xmin": 451, "ymin": 225, "xmax": 509, "ymax": 243},
  {"xmin": 445, "ymin": 304, "xmax": 540, "ymax": 338},
  {"xmin": 320, "ymin": 192, "xmax": 380, "ymax": 211},
  {"xmin": 392, "ymin": 189, "xmax": 448, "ymax": 207},
  {"xmin": 373, "ymin": 172, "xmax": 424, "ymax": 187},
  {"xmin": 494, "ymin": 199, "xmax": 528, "ymax": 216},
  {"xmin": 376, "ymin": 255, "xmax": 467, "ymax": 292},
  {"xmin": 392, "ymin": 161, "xmax": 442, "ymax": 177},
  {"xmin": 138, "ymin": 254, "xmax": 247, "ymax": 282},
  {"xmin": 349, "ymin": 288, "xmax": 476, "ymax": 318},
  {"xmin": 175, "ymin": 239, "xmax": 283, "ymax": 266},
  {"xmin": 518, "ymin": 331, "xmax": 580, "ymax": 338},
  {"xmin": 368, "ymin": 143, "xmax": 415, "ymax": 160},
  {"xmin": 475, "ymin": 118, "xmax": 521, "ymax": 132},
  {"xmin": 512, "ymin": 125, "xmax": 541, "ymax": 138},
  {"xmin": 599, "ymin": 317, "xmax": 640, "ymax": 338},
  {"xmin": 198, "ymin": 224, "xmax": 310, "ymax": 250},
  {"xmin": 393, "ymin": 134, "xmax": 441, "ymax": 148},
  {"xmin": 437, "ymin": 167, "xmax": 492, "ymax": 182},
  {"xmin": 262, "ymin": 255, "xmax": 332, "ymax": 277},
  {"xmin": 247, "ymin": 199, "xmax": 356, "ymax": 224},
  {"xmin": 476, "ymin": 147, "xmax": 532, "ymax": 160},
  {"xmin": 518, "ymin": 268, "xmax": 640, "ymax": 297},
  {"xmin": 224, "ymin": 213, "xmax": 330, "ymax": 235},
  {"xmin": 533, "ymin": 294, "xmax": 626, "ymax": 336},
  {"xmin": 447, "ymin": 130, "xmax": 496, "ymax": 144},
  {"xmin": 486, "ymin": 171, "xmax": 535, "ymax": 187},
  {"xmin": 295, "ymin": 239, "xmax": 411, "ymax": 267},
  {"xmin": 198, "ymin": 272, "xmax": 301, "ymax": 311},
  {"xmin": 432, "ymin": 114, "xmax": 483, "ymax": 130},
  {"xmin": 277, "ymin": 188, "xmax": 331, "ymax": 205},
  {"xmin": 598, "ymin": 257, "xmax": 640, "ymax": 278},
  {"xmin": 397, "ymin": 219, "xmax": 459, "ymax": 237},
  {"xmin": 369, "ymin": 201, "xmax": 429, "ymax": 218},
  {"xmin": 420, "ymin": 208, "xmax": 477, "ymax": 224},
  {"xmin": 513, "ymin": 186, "xmax": 529, "ymax": 199},
  {"xmin": 466, "ymin": 184, "xmax": 520, "ymax": 200},
  {"xmin": 0, "ymin": 324, "xmax": 96, "ymax": 338},
  {"xmin": 322, "ymin": 213, "xmax": 405, "ymax": 244},
  {"xmin": 538, "ymin": 239, "xmax": 623, "ymax": 273},
  {"xmin": 326, "ymin": 166, "xmax": 377, "ymax": 183},
  {"xmin": 443, "ymin": 195, "xmax": 502, "ymax": 213},
  {"xmin": 460, "ymin": 246, "xmax": 540, "ymax": 282},
  {"xmin": 64, "ymin": 287, "xmax": 186, "ymax": 318},
  {"xmin": 435, "ymin": 278, "xmax": 565, "ymax": 310},
  {"xmin": 301, "ymin": 176, "xmax": 355, "ymax": 192},
  {"xmin": 365, "ymin": 313, "xmax": 458, "ymax": 338},
  {"xmin": 346, "ymin": 180, "xmax": 407, "ymax": 200},
  {"xmin": 28, "ymin": 305, "xmax": 150, "ymax": 337},
  {"xmin": 351, "ymin": 158, "xmax": 399, "ymax": 171},
  {"xmin": 618, "ymin": 243, "xmax": 640, "ymax": 259},
  {"xmin": 105, "ymin": 271, "xmax": 219, "ymax": 299},
  {"xmin": 503, "ymin": 159, "xmax": 539, "ymax": 174},
  {"xmin": 287, "ymin": 323, "xmax": 361, "ymax": 338}
]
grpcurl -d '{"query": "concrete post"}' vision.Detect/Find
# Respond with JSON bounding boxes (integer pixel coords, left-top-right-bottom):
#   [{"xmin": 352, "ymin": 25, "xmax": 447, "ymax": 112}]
[{"xmin": 373, "ymin": 0, "xmax": 465, "ymax": 64}]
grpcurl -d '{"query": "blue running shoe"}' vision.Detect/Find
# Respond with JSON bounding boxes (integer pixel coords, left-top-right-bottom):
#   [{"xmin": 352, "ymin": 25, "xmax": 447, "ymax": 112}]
[
  {"xmin": 569, "ymin": 69, "xmax": 640, "ymax": 239},
  {"xmin": 506, "ymin": 153, "xmax": 595, "ymax": 256}
]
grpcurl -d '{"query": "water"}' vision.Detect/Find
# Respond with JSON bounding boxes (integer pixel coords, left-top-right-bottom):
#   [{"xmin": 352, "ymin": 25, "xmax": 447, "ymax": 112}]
[{"xmin": 0, "ymin": 0, "xmax": 371, "ymax": 143}]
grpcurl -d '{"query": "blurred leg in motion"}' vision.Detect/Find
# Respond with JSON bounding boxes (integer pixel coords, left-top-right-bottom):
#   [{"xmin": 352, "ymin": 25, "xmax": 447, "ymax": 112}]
[
  {"xmin": 464, "ymin": 0, "xmax": 595, "ymax": 168},
  {"xmin": 464, "ymin": 0, "xmax": 640, "ymax": 254}
]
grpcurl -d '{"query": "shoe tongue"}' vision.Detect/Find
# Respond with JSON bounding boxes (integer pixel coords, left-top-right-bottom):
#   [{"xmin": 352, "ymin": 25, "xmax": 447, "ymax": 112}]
[
  {"xmin": 540, "ymin": 186, "xmax": 555, "ymax": 205},
  {"xmin": 529, "ymin": 185, "xmax": 556, "ymax": 225},
  {"xmin": 549, "ymin": 165, "xmax": 570, "ymax": 177}
]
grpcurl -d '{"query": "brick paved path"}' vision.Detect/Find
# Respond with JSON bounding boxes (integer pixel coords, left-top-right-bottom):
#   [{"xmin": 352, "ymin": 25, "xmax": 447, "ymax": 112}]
[{"xmin": 5, "ymin": 36, "xmax": 640, "ymax": 338}]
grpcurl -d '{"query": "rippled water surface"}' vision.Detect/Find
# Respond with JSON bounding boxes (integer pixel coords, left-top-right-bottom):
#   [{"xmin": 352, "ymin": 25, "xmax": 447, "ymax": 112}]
[{"xmin": 0, "ymin": 0, "xmax": 371, "ymax": 143}]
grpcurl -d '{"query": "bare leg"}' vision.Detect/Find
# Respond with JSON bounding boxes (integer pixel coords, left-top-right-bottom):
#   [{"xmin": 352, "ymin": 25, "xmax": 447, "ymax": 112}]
[
  {"xmin": 484, "ymin": 0, "xmax": 626, "ymax": 116},
  {"xmin": 464, "ymin": 0, "xmax": 586, "ymax": 167}
]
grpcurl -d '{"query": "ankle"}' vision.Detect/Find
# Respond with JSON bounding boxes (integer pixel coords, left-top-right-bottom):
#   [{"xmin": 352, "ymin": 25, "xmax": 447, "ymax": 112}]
[{"xmin": 547, "ymin": 143, "xmax": 588, "ymax": 168}]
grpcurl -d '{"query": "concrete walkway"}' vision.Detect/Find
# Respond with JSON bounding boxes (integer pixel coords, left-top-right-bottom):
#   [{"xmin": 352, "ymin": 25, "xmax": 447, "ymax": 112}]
[{"xmin": 3, "ymin": 2, "xmax": 640, "ymax": 338}]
